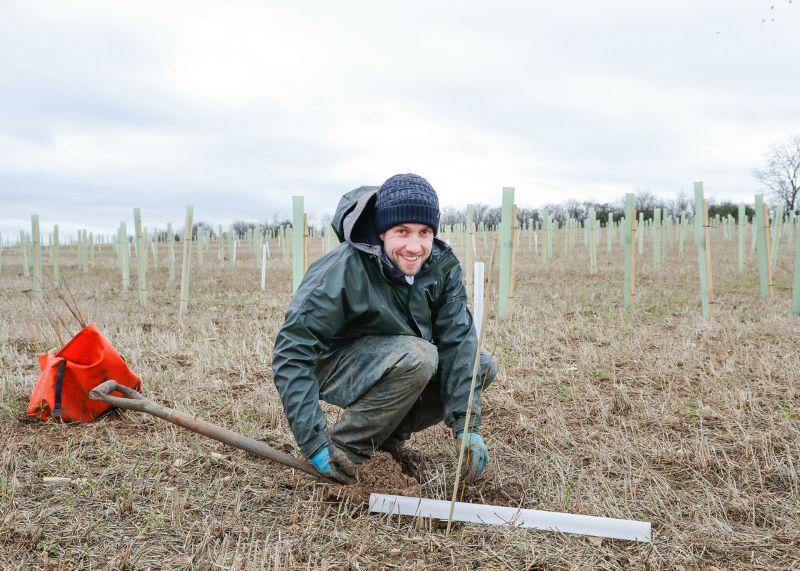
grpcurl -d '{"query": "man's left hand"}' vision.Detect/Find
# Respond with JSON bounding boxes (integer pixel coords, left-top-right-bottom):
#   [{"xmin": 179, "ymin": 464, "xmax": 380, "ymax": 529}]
[{"xmin": 309, "ymin": 444, "xmax": 356, "ymax": 484}]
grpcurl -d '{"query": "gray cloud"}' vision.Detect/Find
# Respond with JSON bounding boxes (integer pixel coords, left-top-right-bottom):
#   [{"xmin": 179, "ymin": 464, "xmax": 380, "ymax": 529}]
[{"xmin": 1, "ymin": 1, "xmax": 798, "ymax": 240}]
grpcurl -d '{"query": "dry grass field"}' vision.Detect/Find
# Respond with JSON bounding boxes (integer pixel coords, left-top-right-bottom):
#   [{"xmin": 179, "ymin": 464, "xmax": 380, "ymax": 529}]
[{"xmin": 1, "ymin": 227, "xmax": 799, "ymax": 570}]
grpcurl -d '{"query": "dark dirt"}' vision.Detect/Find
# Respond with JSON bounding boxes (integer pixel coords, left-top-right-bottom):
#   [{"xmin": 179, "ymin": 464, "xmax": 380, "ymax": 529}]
[{"xmin": 335, "ymin": 452, "xmax": 422, "ymax": 503}]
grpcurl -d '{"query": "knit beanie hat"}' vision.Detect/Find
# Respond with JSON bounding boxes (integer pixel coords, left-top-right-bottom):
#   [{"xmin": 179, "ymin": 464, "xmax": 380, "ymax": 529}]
[{"xmin": 374, "ymin": 173, "xmax": 440, "ymax": 235}]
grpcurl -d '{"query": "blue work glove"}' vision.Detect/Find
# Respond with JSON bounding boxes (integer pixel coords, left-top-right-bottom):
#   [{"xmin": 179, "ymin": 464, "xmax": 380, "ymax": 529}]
[
  {"xmin": 308, "ymin": 444, "xmax": 356, "ymax": 484},
  {"xmin": 457, "ymin": 431, "xmax": 489, "ymax": 483}
]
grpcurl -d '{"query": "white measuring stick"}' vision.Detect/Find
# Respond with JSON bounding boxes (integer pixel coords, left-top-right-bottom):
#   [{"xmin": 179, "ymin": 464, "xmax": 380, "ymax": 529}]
[
  {"xmin": 369, "ymin": 494, "xmax": 651, "ymax": 542},
  {"xmin": 473, "ymin": 262, "xmax": 485, "ymax": 339},
  {"xmin": 260, "ymin": 244, "xmax": 267, "ymax": 291}
]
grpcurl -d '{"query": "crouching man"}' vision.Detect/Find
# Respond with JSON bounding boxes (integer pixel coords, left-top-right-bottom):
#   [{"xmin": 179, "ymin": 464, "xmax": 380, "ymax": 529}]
[{"xmin": 271, "ymin": 173, "xmax": 499, "ymax": 483}]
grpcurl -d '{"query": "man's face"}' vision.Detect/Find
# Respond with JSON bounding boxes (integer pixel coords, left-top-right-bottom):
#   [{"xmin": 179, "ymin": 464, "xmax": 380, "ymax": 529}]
[{"xmin": 379, "ymin": 223, "xmax": 435, "ymax": 276}]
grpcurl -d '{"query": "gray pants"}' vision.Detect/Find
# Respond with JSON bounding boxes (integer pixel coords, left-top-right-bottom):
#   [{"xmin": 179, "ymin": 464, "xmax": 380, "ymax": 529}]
[{"xmin": 315, "ymin": 335, "xmax": 499, "ymax": 462}]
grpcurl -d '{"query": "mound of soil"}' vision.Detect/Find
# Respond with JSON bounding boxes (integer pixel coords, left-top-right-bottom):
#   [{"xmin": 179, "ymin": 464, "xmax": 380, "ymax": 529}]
[{"xmin": 339, "ymin": 452, "xmax": 422, "ymax": 503}]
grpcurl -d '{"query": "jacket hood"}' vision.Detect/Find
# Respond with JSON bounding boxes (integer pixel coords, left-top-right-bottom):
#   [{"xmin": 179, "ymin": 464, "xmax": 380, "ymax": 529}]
[{"xmin": 332, "ymin": 186, "xmax": 383, "ymax": 256}]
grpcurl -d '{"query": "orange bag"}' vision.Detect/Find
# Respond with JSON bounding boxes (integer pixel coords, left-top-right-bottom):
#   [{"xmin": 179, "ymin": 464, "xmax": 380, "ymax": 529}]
[{"xmin": 27, "ymin": 324, "xmax": 141, "ymax": 422}]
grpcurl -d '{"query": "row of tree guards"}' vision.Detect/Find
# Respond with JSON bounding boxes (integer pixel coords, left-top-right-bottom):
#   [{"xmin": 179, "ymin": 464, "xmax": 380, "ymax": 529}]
[{"xmin": 6, "ymin": 184, "xmax": 800, "ymax": 318}]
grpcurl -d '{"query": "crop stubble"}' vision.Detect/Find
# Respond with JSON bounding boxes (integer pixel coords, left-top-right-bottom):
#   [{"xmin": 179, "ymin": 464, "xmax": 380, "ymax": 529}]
[{"xmin": 0, "ymin": 232, "xmax": 798, "ymax": 569}]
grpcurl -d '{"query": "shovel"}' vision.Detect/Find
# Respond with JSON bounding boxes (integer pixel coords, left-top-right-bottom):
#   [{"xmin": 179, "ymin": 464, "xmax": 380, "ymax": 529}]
[{"xmin": 89, "ymin": 380, "xmax": 323, "ymax": 480}]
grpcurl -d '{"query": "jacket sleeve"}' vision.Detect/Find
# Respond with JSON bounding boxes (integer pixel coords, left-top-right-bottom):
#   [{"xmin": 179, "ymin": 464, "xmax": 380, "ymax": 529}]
[
  {"xmin": 431, "ymin": 263, "xmax": 482, "ymax": 435},
  {"xmin": 271, "ymin": 249, "xmax": 350, "ymax": 458}
]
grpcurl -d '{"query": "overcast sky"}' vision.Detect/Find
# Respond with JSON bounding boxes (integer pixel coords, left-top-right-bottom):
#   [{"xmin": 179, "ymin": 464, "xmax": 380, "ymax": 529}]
[{"xmin": 1, "ymin": 1, "xmax": 798, "ymax": 239}]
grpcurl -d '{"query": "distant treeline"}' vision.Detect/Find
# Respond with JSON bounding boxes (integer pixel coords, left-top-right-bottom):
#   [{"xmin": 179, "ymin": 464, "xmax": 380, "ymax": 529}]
[
  {"xmin": 180, "ymin": 219, "xmax": 293, "ymax": 240},
  {"xmin": 192, "ymin": 192, "xmax": 768, "ymax": 240},
  {"xmin": 440, "ymin": 191, "xmax": 759, "ymax": 228}
]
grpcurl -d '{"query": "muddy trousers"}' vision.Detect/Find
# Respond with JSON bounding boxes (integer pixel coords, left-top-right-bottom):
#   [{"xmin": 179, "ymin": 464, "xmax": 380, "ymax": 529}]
[{"xmin": 315, "ymin": 335, "xmax": 499, "ymax": 463}]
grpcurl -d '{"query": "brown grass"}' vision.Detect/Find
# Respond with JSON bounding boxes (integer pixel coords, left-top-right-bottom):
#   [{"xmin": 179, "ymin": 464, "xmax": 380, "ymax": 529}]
[{"xmin": 1, "ymin": 227, "xmax": 798, "ymax": 569}]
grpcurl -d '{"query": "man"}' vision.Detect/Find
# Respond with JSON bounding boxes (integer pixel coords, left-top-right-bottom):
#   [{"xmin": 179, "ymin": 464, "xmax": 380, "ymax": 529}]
[{"xmin": 272, "ymin": 173, "xmax": 499, "ymax": 483}]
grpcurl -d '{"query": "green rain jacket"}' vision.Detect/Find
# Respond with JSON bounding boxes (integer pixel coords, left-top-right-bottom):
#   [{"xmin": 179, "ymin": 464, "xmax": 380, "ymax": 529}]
[{"xmin": 272, "ymin": 186, "xmax": 480, "ymax": 458}]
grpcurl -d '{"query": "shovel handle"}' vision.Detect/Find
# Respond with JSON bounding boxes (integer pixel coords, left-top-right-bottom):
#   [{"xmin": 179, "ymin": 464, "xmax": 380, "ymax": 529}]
[{"xmin": 90, "ymin": 380, "xmax": 323, "ymax": 480}]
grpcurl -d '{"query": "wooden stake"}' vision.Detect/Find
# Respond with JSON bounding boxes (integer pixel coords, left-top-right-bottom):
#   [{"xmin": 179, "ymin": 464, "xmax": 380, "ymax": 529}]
[
  {"xmin": 541, "ymin": 214, "xmax": 549, "ymax": 265},
  {"xmin": 78, "ymin": 229, "xmax": 85, "ymax": 272},
  {"xmin": 121, "ymin": 222, "xmax": 130, "ymax": 291},
  {"xmin": 771, "ymin": 204, "xmax": 784, "ymax": 271},
  {"xmin": 653, "ymin": 208, "xmax": 662, "ymax": 271},
  {"xmin": 167, "ymin": 222, "xmax": 175, "ymax": 281},
  {"xmin": 764, "ymin": 203, "xmax": 774, "ymax": 295},
  {"xmin": 304, "ymin": 213, "xmax": 309, "ymax": 272},
  {"xmin": 179, "ymin": 206, "xmax": 194, "ymax": 317},
  {"xmin": 261, "ymin": 244, "xmax": 268, "ymax": 291},
  {"xmin": 623, "ymin": 195, "xmax": 636, "ymax": 308},
  {"xmin": 133, "ymin": 208, "xmax": 147, "ymax": 306},
  {"xmin": 197, "ymin": 229, "xmax": 205, "ymax": 267},
  {"xmin": 53, "ymin": 224, "xmax": 61, "ymax": 288},
  {"xmin": 738, "ymin": 204, "xmax": 745, "ymax": 273},
  {"xmin": 487, "ymin": 233, "xmax": 499, "ymax": 292},
  {"xmin": 83, "ymin": 229, "xmax": 89, "ymax": 272},
  {"xmin": 31, "ymin": 215, "xmax": 43, "ymax": 301},
  {"xmin": 218, "ymin": 224, "xmax": 224, "ymax": 264},
  {"xmin": 637, "ymin": 212, "xmax": 644, "ymax": 255},
  {"xmin": 465, "ymin": 204, "xmax": 474, "ymax": 306},
  {"xmin": 508, "ymin": 203, "xmax": 518, "ymax": 311},
  {"xmin": 792, "ymin": 219, "xmax": 800, "ymax": 315},
  {"xmin": 498, "ymin": 187, "xmax": 514, "ymax": 319},
  {"xmin": 631, "ymin": 209, "xmax": 638, "ymax": 302},
  {"xmin": 694, "ymin": 183, "xmax": 711, "ymax": 319},
  {"xmin": 755, "ymin": 194, "xmax": 770, "ymax": 298},
  {"xmin": 527, "ymin": 218, "xmax": 533, "ymax": 252},
  {"xmin": 588, "ymin": 208, "xmax": 597, "ymax": 274},
  {"xmin": 292, "ymin": 196, "xmax": 305, "ymax": 294},
  {"xmin": 703, "ymin": 199, "xmax": 714, "ymax": 306}
]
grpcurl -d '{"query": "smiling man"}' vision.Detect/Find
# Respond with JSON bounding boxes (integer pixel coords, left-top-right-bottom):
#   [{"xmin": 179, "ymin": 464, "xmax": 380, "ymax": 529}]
[{"xmin": 272, "ymin": 173, "xmax": 498, "ymax": 483}]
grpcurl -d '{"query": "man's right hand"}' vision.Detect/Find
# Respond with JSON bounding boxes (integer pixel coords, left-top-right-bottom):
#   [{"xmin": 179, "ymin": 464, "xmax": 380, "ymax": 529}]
[
  {"xmin": 457, "ymin": 431, "xmax": 489, "ymax": 484},
  {"xmin": 309, "ymin": 444, "xmax": 356, "ymax": 483}
]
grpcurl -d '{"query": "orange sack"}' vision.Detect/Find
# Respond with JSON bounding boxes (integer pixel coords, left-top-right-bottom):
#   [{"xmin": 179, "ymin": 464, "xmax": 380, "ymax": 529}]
[{"xmin": 27, "ymin": 324, "xmax": 141, "ymax": 423}]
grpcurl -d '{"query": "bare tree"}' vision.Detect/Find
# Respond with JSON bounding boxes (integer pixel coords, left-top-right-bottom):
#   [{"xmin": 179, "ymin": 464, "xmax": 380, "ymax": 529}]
[
  {"xmin": 258, "ymin": 215, "xmax": 291, "ymax": 237},
  {"xmin": 481, "ymin": 207, "xmax": 502, "ymax": 227},
  {"xmin": 465, "ymin": 203, "xmax": 501, "ymax": 227},
  {"xmin": 516, "ymin": 207, "xmax": 539, "ymax": 227},
  {"xmin": 440, "ymin": 206, "xmax": 465, "ymax": 227},
  {"xmin": 634, "ymin": 190, "xmax": 655, "ymax": 215},
  {"xmin": 670, "ymin": 191, "xmax": 691, "ymax": 218},
  {"xmin": 541, "ymin": 203, "xmax": 566, "ymax": 223},
  {"xmin": 232, "ymin": 220, "xmax": 256, "ymax": 239},
  {"xmin": 634, "ymin": 189, "xmax": 663, "ymax": 219},
  {"xmin": 563, "ymin": 199, "xmax": 586, "ymax": 221},
  {"xmin": 753, "ymin": 134, "xmax": 800, "ymax": 212},
  {"xmin": 192, "ymin": 221, "xmax": 216, "ymax": 240},
  {"xmin": 583, "ymin": 200, "xmax": 624, "ymax": 224}
]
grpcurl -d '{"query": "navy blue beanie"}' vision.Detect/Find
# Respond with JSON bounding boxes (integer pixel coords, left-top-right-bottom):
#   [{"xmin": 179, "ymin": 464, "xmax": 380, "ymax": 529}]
[{"xmin": 374, "ymin": 173, "xmax": 440, "ymax": 235}]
